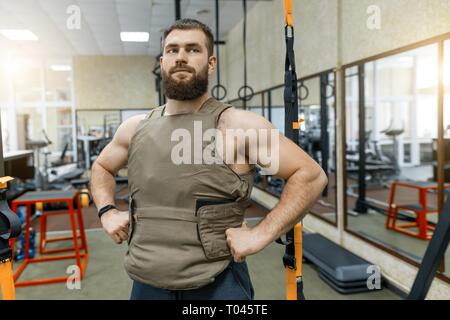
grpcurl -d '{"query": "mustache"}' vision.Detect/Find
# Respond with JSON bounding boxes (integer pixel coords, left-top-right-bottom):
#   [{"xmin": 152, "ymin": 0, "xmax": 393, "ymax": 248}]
[{"xmin": 170, "ymin": 66, "xmax": 195, "ymax": 74}]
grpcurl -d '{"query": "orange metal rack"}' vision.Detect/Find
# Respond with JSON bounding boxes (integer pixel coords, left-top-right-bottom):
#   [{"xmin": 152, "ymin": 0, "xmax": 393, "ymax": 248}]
[{"xmin": 11, "ymin": 190, "xmax": 88, "ymax": 287}]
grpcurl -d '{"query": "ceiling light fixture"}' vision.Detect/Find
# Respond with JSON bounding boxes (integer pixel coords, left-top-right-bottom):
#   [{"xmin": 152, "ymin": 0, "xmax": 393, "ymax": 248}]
[
  {"xmin": 120, "ymin": 32, "xmax": 149, "ymax": 42},
  {"xmin": 51, "ymin": 65, "xmax": 71, "ymax": 71},
  {"xmin": 0, "ymin": 29, "xmax": 38, "ymax": 41}
]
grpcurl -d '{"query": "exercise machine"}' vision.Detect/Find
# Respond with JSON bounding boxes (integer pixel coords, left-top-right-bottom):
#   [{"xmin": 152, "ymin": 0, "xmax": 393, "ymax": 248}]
[
  {"xmin": 27, "ymin": 130, "xmax": 83, "ymax": 191},
  {"xmin": 381, "ymin": 120, "xmax": 404, "ymax": 179},
  {"xmin": 0, "ymin": 178, "xmax": 21, "ymax": 300},
  {"xmin": 26, "ymin": 130, "xmax": 51, "ymax": 190},
  {"xmin": 346, "ymin": 130, "xmax": 397, "ymax": 188},
  {"xmin": 0, "ymin": 115, "xmax": 22, "ymax": 300}
]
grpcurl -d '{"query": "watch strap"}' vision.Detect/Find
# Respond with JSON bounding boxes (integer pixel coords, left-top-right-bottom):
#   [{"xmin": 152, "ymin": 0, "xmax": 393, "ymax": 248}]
[{"xmin": 98, "ymin": 204, "xmax": 116, "ymax": 219}]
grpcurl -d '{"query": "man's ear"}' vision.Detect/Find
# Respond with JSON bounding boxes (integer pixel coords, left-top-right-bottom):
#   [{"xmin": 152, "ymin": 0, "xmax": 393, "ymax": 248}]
[{"xmin": 208, "ymin": 55, "xmax": 217, "ymax": 75}]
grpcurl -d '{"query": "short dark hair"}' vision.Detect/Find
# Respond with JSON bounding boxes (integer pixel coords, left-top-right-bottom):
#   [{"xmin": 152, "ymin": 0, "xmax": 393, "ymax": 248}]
[{"xmin": 162, "ymin": 18, "xmax": 214, "ymax": 57}]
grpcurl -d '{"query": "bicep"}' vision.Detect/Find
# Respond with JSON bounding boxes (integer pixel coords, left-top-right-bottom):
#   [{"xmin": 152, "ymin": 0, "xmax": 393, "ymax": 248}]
[
  {"xmin": 95, "ymin": 139, "xmax": 128, "ymax": 175},
  {"xmin": 247, "ymin": 114, "xmax": 323, "ymax": 180},
  {"xmin": 93, "ymin": 114, "xmax": 144, "ymax": 174},
  {"xmin": 275, "ymin": 135, "xmax": 322, "ymax": 180}
]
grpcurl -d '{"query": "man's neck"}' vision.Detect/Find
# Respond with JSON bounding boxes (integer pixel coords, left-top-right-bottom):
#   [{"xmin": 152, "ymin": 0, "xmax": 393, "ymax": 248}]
[{"xmin": 164, "ymin": 94, "xmax": 211, "ymax": 115}]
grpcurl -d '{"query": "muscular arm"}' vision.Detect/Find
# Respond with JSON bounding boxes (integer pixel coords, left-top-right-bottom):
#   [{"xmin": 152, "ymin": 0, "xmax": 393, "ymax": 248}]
[
  {"xmin": 90, "ymin": 141, "xmax": 126, "ymax": 210},
  {"xmin": 224, "ymin": 109, "xmax": 328, "ymax": 260},
  {"xmin": 90, "ymin": 114, "xmax": 145, "ymax": 244},
  {"xmin": 255, "ymin": 133, "xmax": 328, "ymax": 245},
  {"xmin": 91, "ymin": 114, "xmax": 145, "ymax": 209}
]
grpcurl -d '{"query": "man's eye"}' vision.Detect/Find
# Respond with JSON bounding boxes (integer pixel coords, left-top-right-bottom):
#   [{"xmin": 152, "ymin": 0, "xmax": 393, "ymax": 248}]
[
  {"xmin": 189, "ymin": 48, "xmax": 199, "ymax": 53},
  {"xmin": 168, "ymin": 49, "xmax": 177, "ymax": 53}
]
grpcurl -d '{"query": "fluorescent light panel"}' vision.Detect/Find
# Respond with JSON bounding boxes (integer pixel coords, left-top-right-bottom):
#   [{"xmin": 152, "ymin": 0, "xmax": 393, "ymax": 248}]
[
  {"xmin": 0, "ymin": 29, "xmax": 38, "ymax": 41},
  {"xmin": 120, "ymin": 32, "xmax": 149, "ymax": 42},
  {"xmin": 51, "ymin": 65, "xmax": 71, "ymax": 72}
]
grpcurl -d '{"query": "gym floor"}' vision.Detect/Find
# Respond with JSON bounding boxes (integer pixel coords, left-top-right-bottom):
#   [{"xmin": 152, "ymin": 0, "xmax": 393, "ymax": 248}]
[{"xmin": 9, "ymin": 200, "xmax": 401, "ymax": 300}]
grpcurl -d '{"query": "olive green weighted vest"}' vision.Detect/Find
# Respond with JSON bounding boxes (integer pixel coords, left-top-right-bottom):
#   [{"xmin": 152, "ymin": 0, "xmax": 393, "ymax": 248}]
[{"xmin": 124, "ymin": 97, "xmax": 255, "ymax": 290}]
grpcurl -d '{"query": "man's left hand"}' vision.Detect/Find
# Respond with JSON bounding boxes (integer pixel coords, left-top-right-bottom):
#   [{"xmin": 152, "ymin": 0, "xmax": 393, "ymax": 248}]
[{"xmin": 225, "ymin": 222, "xmax": 268, "ymax": 263}]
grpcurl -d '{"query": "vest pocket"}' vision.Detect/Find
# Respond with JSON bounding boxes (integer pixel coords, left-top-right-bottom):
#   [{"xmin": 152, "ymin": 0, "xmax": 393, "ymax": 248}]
[{"xmin": 197, "ymin": 201, "xmax": 245, "ymax": 260}]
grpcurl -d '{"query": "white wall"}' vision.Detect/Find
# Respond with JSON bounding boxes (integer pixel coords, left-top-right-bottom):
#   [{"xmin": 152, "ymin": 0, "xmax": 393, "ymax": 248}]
[{"xmin": 224, "ymin": 0, "xmax": 338, "ymax": 101}]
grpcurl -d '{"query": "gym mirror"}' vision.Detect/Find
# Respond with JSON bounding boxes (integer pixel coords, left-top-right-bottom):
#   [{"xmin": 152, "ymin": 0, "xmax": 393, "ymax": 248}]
[{"xmin": 344, "ymin": 42, "xmax": 450, "ymax": 278}]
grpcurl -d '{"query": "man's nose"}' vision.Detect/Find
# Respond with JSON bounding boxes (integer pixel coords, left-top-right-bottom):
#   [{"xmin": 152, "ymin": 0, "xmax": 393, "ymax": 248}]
[{"xmin": 175, "ymin": 48, "xmax": 188, "ymax": 63}]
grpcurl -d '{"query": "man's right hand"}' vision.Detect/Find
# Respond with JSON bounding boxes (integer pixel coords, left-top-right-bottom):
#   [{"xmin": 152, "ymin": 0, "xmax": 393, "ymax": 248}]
[{"xmin": 100, "ymin": 209, "xmax": 130, "ymax": 244}]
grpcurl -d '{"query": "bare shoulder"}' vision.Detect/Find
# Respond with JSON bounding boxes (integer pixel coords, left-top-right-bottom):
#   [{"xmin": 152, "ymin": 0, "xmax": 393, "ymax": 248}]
[
  {"xmin": 114, "ymin": 114, "xmax": 147, "ymax": 146},
  {"xmin": 219, "ymin": 107, "xmax": 274, "ymax": 131},
  {"xmin": 121, "ymin": 114, "xmax": 147, "ymax": 129}
]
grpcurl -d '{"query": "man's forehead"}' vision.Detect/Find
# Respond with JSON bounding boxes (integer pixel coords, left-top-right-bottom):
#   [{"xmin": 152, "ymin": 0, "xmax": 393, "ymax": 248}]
[{"xmin": 164, "ymin": 29, "xmax": 207, "ymax": 47}]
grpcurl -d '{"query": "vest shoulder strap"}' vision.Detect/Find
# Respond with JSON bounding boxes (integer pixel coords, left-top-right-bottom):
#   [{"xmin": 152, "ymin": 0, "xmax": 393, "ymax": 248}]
[
  {"xmin": 208, "ymin": 100, "xmax": 233, "ymax": 127},
  {"xmin": 198, "ymin": 98, "xmax": 232, "ymax": 123},
  {"xmin": 146, "ymin": 106, "xmax": 165, "ymax": 120},
  {"xmin": 145, "ymin": 100, "xmax": 232, "ymax": 124}
]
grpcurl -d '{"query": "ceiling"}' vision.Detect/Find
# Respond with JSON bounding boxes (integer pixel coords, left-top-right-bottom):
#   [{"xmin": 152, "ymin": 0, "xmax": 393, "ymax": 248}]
[{"xmin": 0, "ymin": 0, "xmax": 265, "ymax": 58}]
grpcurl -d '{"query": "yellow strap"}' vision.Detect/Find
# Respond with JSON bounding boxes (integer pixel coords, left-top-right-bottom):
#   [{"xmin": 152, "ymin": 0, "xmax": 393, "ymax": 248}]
[
  {"xmin": 284, "ymin": 0, "xmax": 294, "ymax": 27},
  {"xmin": 285, "ymin": 223, "xmax": 303, "ymax": 300},
  {"xmin": 292, "ymin": 118, "xmax": 305, "ymax": 130},
  {"xmin": 0, "ymin": 260, "xmax": 16, "ymax": 300},
  {"xmin": 283, "ymin": 0, "xmax": 301, "ymax": 301},
  {"xmin": 295, "ymin": 223, "xmax": 302, "ymax": 278},
  {"xmin": 285, "ymin": 267, "xmax": 297, "ymax": 300}
]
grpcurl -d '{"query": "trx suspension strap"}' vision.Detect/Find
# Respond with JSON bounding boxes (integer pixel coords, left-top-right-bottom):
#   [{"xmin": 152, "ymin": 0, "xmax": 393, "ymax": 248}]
[
  {"xmin": 211, "ymin": 0, "xmax": 227, "ymax": 101},
  {"xmin": 280, "ymin": 0, "xmax": 305, "ymax": 301},
  {"xmin": 238, "ymin": 0, "xmax": 254, "ymax": 107},
  {"xmin": 0, "ymin": 114, "xmax": 21, "ymax": 300}
]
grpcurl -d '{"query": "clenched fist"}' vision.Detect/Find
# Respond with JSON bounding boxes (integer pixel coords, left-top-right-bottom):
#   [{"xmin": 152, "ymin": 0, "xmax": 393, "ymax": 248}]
[
  {"xmin": 100, "ymin": 209, "xmax": 130, "ymax": 244},
  {"xmin": 225, "ymin": 222, "xmax": 268, "ymax": 263}
]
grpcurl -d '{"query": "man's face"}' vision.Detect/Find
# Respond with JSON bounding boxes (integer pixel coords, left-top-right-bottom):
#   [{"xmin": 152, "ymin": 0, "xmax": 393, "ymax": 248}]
[{"xmin": 160, "ymin": 29, "xmax": 216, "ymax": 101}]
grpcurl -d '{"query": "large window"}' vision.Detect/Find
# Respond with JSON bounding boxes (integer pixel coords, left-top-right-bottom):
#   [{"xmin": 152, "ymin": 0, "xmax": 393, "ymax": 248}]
[{"xmin": 0, "ymin": 58, "xmax": 75, "ymax": 161}]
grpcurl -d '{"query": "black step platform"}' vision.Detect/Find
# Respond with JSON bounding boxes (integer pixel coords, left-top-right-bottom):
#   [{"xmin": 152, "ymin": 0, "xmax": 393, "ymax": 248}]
[
  {"xmin": 303, "ymin": 233, "xmax": 381, "ymax": 293},
  {"xmin": 319, "ymin": 273, "xmax": 375, "ymax": 294}
]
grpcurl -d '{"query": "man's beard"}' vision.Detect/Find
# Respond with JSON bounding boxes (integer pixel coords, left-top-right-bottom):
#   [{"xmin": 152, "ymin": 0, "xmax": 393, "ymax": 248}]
[{"xmin": 162, "ymin": 63, "xmax": 209, "ymax": 101}]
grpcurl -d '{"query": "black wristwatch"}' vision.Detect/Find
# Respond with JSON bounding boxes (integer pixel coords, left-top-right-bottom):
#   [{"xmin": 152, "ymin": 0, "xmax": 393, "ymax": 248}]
[{"xmin": 98, "ymin": 204, "xmax": 116, "ymax": 219}]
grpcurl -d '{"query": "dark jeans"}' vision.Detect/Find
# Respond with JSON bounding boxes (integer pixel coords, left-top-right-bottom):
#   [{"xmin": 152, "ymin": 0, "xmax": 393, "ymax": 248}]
[{"xmin": 130, "ymin": 261, "xmax": 254, "ymax": 300}]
